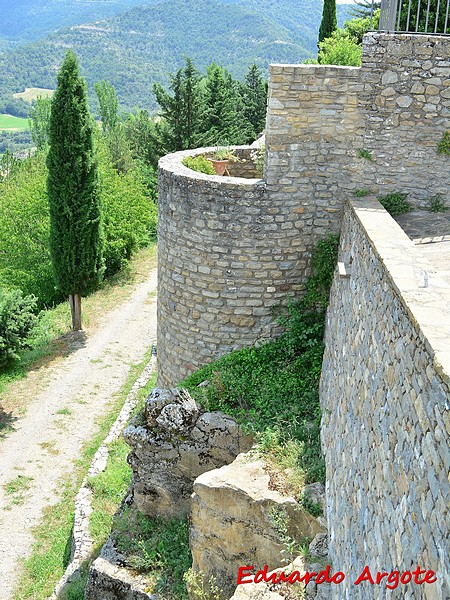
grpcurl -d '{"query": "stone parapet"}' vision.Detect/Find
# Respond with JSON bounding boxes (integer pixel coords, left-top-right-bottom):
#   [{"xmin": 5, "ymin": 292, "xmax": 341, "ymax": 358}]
[
  {"xmin": 320, "ymin": 197, "xmax": 450, "ymax": 599},
  {"xmin": 157, "ymin": 147, "xmax": 311, "ymax": 387}
]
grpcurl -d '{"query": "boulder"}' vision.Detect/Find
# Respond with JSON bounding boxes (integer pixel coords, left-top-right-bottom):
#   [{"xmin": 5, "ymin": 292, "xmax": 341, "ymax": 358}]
[
  {"xmin": 190, "ymin": 452, "xmax": 326, "ymax": 599},
  {"xmin": 84, "ymin": 538, "xmax": 156, "ymax": 600},
  {"xmin": 123, "ymin": 388, "xmax": 254, "ymax": 518}
]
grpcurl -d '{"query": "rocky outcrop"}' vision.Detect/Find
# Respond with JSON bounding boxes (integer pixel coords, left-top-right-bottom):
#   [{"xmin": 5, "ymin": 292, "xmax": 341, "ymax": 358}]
[
  {"xmin": 85, "ymin": 537, "xmax": 155, "ymax": 600},
  {"xmin": 123, "ymin": 388, "xmax": 254, "ymax": 518},
  {"xmin": 190, "ymin": 453, "xmax": 326, "ymax": 599},
  {"xmin": 229, "ymin": 550, "xmax": 332, "ymax": 600}
]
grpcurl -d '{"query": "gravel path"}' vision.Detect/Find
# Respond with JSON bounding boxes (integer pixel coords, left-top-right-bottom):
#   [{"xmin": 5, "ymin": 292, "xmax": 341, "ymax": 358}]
[{"xmin": 0, "ymin": 268, "xmax": 157, "ymax": 599}]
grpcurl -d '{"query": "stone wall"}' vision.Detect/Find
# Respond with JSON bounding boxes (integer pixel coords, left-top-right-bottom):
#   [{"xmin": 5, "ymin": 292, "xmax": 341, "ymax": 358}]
[
  {"xmin": 266, "ymin": 63, "xmax": 363, "ymax": 234},
  {"xmin": 320, "ymin": 198, "xmax": 450, "ymax": 599},
  {"xmin": 157, "ymin": 147, "xmax": 310, "ymax": 387},
  {"xmin": 356, "ymin": 33, "xmax": 450, "ymax": 208},
  {"xmin": 157, "ymin": 34, "xmax": 449, "ymax": 387}
]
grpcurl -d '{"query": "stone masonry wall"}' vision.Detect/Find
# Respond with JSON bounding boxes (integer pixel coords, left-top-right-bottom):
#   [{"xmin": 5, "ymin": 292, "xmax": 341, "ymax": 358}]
[
  {"xmin": 157, "ymin": 148, "xmax": 308, "ymax": 387},
  {"xmin": 157, "ymin": 33, "xmax": 449, "ymax": 387},
  {"xmin": 266, "ymin": 63, "xmax": 364, "ymax": 240},
  {"xmin": 320, "ymin": 198, "xmax": 450, "ymax": 600},
  {"xmin": 355, "ymin": 33, "xmax": 450, "ymax": 208}
]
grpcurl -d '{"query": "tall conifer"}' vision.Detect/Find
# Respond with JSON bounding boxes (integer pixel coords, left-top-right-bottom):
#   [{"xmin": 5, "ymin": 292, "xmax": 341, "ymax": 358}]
[
  {"xmin": 47, "ymin": 51, "xmax": 104, "ymax": 330},
  {"xmin": 319, "ymin": 0, "xmax": 337, "ymax": 43}
]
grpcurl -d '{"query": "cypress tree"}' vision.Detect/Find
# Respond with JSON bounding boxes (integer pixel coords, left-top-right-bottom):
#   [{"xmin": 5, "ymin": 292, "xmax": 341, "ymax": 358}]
[
  {"xmin": 319, "ymin": 0, "xmax": 337, "ymax": 43},
  {"xmin": 47, "ymin": 51, "xmax": 104, "ymax": 330}
]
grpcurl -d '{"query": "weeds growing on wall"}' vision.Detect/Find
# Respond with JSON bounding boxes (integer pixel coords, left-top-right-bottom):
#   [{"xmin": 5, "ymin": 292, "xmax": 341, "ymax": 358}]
[
  {"xmin": 181, "ymin": 235, "xmax": 339, "ymax": 489},
  {"xmin": 426, "ymin": 194, "xmax": 448, "ymax": 213},
  {"xmin": 377, "ymin": 192, "xmax": 412, "ymax": 215},
  {"xmin": 437, "ymin": 131, "xmax": 450, "ymax": 155}
]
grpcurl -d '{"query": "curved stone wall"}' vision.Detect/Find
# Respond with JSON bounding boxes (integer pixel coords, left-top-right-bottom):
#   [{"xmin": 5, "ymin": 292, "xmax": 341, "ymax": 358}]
[{"xmin": 157, "ymin": 147, "xmax": 310, "ymax": 387}]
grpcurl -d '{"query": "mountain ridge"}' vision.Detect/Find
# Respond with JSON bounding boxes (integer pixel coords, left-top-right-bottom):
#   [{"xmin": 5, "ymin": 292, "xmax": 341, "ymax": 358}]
[{"xmin": 0, "ymin": 0, "xmax": 353, "ymax": 113}]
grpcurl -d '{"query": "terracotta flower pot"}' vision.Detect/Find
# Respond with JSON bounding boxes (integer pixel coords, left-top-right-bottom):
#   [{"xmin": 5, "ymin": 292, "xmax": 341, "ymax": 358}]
[{"xmin": 210, "ymin": 159, "xmax": 230, "ymax": 176}]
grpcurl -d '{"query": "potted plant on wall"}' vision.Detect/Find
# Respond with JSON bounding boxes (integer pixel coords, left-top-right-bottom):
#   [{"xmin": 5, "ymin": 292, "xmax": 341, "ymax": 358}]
[{"xmin": 209, "ymin": 147, "xmax": 240, "ymax": 176}]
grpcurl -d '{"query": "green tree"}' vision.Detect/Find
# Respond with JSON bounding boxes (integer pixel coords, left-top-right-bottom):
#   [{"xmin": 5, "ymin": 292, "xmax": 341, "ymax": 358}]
[
  {"xmin": 153, "ymin": 57, "xmax": 203, "ymax": 152},
  {"xmin": 28, "ymin": 96, "xmax": 52, "ymax": 150},
  {"xmin": 94, "ymin": 80, "xmax": 119, "ymax": 134},
  {"xmin": 319, "ymin": 0, "xmax": 337, "ymax": 43},
  {"xmin": 201, "ymin": 63, "xmax": 248, "ymax": 146},
  {"xmin": 46, "ymin": 51, "xmax": 104, "ymax": 330},
  {"xmin": 240, "ymin": 64, "xmax": 267, "ymax": 142},
  {"xmin": 350, "ymin": 0, "xmax": 381, "ymax": 19}
]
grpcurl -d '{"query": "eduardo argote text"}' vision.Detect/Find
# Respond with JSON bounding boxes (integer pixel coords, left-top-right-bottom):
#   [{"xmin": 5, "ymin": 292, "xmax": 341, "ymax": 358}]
[{"xmin": 236, "ymin": 564, "xmax": 437, "ymax": 590}]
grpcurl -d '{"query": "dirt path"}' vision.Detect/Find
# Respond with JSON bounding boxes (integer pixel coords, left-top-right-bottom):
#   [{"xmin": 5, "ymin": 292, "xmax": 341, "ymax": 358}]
[{"xmin": 0, "ymin": 268, "xmax": 157, "ymax": 599}]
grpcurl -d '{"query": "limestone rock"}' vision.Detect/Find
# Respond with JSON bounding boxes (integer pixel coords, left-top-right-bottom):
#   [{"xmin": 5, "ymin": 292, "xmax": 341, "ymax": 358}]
[
  {"xmin": 84, "ymin": 538, "xmax": 156, "ymax": 600},
  {"xmin": 190, "ymin": 453, "xmax": 325, "ymax": 599},
  {"xmin": 308, "ymin": 533, "xmax": 328, "ymax": 558},
  {"xmin": 124, "ymin": 388, "xmax": 254, "ymax": 518},
  {"xmin": 229, "ymin": 555, "xmax": 332, "ymax": 600}
]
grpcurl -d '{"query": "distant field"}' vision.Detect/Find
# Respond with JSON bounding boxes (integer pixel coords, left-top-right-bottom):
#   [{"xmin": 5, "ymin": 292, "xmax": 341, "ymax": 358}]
[
  {"xmin": 13, "ymin": 87, "xmax": 54, "ymax": 103},
  {"xmin": 0, "ymin": 114, "xmax": 29, "ymax": 131}
]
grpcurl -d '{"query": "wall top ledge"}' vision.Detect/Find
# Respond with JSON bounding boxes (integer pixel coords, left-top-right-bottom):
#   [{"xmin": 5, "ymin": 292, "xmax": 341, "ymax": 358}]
[
  {"xmin": 348, "ymin": 197, "xmax": 450, "ymax": 387},
  {"xmin": 158, "ymin": 146, "xmax": 265, "ymax": 192}
]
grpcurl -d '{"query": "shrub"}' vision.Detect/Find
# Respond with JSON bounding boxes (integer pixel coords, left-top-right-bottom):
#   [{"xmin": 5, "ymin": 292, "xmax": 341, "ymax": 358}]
[
  {"xmin": 357, "ymin": 149, "xmax": 373, "ymax": 161},
  {"xmin": 182, "ymin": 155, "xmax": 215, "ymax": 175},
  {"xmin": 437, "ymin": 131, "xmax": 450, "ymax": 155},
  {"xmin": 377, "ymin": 192, "xmax": 412, "ymax": 215},
  {"xmin": 0, "ymin": 288, "xmax": 38, "ymax": 368},
  {"xmin": 426, "ymin": 194, "xmax": 448, "ymax": 213}
]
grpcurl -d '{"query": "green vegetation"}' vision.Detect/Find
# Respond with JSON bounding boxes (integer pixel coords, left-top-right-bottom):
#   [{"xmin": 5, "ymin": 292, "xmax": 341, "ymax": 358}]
[
  {"xmin": 182, "ymin": 155, "xmax": 215, "ymax": 175},
  {"xmin": 181, "ymin": 235, "xmax": 339, "ymax": 488},
  {"xmin": 437, "ymin": 131, "xmax": 450, "ymax": 155},
  {"xmin": 14, "ymin": 351, "xmax": 156, "ymax": 599},
  {"xmin": 154, "ymin": 59, "xmax": 267, "ymax": 154},
  {"xmin": 377, "ymin": 191, "xmax": 412, "ymax": 215},
  {"xmin": 354, "ymin": 188, "xmax": 370, "ymax": 197},
  {"xmin": 47, "ymin": 51, "xmax": 104, "ymax": 331},
  {"xmin": 426, "ymin": 194, "xmax": 448, "ymax": 213},
  {"xmin": 358, "ymin": 148, "xmax": 373, "ymax": 160},
  {"xmin": 318, "ymin": 0, "xmax": 337, "ymax": 43},
  {"xmin": 0, "ymin": 0, "xmax": 352, "ymax": 116},
  {"xmin": 0, "ymin": 288, "xmax": 37, "ymax": 368},
  {"xmin": 0, "ymin": 114, "xmax": 29, "ymax": 131},
  {"xmin": 318, "ymin": 11, "xmax": 379, "ymax": 66},
  {"xmin": 112, "ymin": 506, "xmax": 191, "ymax": 599},
  {"xmin": 4, "ymin": 474, "xmax": 33, "ymax": 507}
]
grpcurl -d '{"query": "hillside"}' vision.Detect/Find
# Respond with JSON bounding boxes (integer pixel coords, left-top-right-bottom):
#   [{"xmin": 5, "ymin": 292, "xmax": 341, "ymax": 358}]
[
  {"xmin": 0, "ymin": 0, "xmax": 353, "ymax": 114},
  {"xmin": 0, "ymin": 0, "xmax": 157, "ymax": 43}
]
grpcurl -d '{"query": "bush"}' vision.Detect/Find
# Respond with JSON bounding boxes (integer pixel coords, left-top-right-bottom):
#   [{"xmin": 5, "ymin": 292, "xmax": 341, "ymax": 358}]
[
  {"xmin": 182, "ymin": 155, "xmax": 215, "ymax": 175},
  {"xmin": 377, "ymin": 191, "xmax": 412, "ymax": 215},
  {"xmin": 0, "ymin": 288, "xmax": 38, "ymax": 368}
]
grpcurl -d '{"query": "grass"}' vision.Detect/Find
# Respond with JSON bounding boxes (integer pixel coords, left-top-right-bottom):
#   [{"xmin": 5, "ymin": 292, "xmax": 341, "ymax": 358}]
[
  {"xmin": 0, "ymin": 245, "xmax": 157, "ymax": 426},
  {"xmin": 4, "ymin": 475, "xmax": 33, "ymax": 507},
  {"xmin": 13, "ymin": 348, "xmax": 156, "ymax": 599},
  {"xmin": 181, "ymin": 236, "xmax": 339, "ymax": 493},
  {"xmin": 56, "ymin": 407, "xmax": 72, "ymax": 416},
  {"xmin": 111, "ymin": 504, "xmax": 191, "ymax": 599},
  {"xmin": 0, "ymin": 114, "xmax": 29, "ymax": 131}
]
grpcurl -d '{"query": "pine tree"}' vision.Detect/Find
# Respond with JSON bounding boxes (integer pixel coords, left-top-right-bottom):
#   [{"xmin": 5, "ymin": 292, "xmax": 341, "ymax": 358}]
[
  {"xmin": 319, "ymin": 0, "xmax": 337, "ymax": 43},
  {"xmin": 47, "ymin": 51, "xmax": 104, "ymax": 330},
  {"xmin": 153, "ymin": 58, "xmax": 203, "ymax": 152},
  {"xmin": 240, "ymin": 64, "xmax": 268, "ymax": 142}
]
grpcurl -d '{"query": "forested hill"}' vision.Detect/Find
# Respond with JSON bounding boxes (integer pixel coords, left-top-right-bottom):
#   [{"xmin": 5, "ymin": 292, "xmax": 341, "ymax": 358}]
[
  {"xmin": 0, "ymin": 0, "xmax": 352, "ymax": 114},
  {"xmin": 0, "ymin": 0, "xmax": 155, "ymax": 43}
]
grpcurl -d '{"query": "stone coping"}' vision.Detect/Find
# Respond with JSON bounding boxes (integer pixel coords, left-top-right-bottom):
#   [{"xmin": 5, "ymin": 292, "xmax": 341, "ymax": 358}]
[
  {"xmin": 158, "ymin": 146, "xmax": 265, "ymax": 190},
  {"xmin": 349, "ymin": 198, "xmax": 450, "ymax": 388}
]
